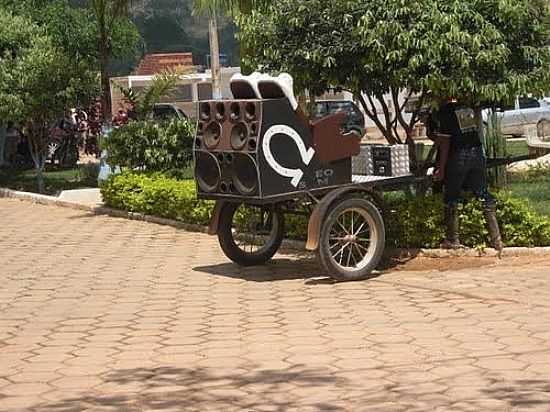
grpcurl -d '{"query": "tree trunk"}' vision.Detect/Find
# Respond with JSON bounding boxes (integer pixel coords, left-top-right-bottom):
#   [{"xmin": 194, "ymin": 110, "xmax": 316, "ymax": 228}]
[
  {"xmin": 0, "ymin": 123, "xmax": 6, "ymax": 166},
  {"xmin": 100, "ymin": 30, "xmax": 112, "ymax": 123},
  {"xmin": 36, "ymin": 163, "xmax": 45, "ymax": 194},
  {"xmin": 209, "ymin": 13, "xmax": 223, "ymax": 100},
  {"xmin": 27, "ymin": 120, "xmax": 50, "ymax": 194}
]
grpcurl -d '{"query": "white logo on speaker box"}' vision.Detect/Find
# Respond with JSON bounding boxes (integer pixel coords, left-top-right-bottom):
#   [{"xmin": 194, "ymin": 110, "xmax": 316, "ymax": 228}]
[{"xmin": 262, "ymin": 125, "xmax": 316, "ymax": 187}]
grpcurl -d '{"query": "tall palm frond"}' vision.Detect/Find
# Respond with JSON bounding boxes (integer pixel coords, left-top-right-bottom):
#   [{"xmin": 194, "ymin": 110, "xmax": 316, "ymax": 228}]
[{"xmin": 88, "ymin": 0, "xmax": 134, "ymax": 121}]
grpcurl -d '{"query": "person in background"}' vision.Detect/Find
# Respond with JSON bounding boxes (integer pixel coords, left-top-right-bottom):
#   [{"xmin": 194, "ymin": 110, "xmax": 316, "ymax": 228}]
[
  {"xmin": 112, "ymin": 107, "xmax": 129, "ymax": 127},
  {"xmin": 427, "ymin": 97, "xmax": 503, "ymax": 253}
]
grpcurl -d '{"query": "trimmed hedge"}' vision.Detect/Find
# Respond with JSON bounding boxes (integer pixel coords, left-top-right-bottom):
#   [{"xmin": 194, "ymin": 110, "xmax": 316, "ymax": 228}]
[
  {"xmin": 101, "ymin": 172, "xmax": 550, "ymax": 248},
  {"xmin": 100, "ymin": 172, "xmax": 212, "ymax": 225},
  {"xmin": 385, "ymin": 193, "xmax": 550, "ymax": 248}
]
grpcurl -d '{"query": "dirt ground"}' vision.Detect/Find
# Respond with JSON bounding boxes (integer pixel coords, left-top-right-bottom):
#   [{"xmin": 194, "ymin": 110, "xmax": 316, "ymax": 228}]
[{"xmin": 385, "ymin": 254, "xmax": 548, "ymax": 272}]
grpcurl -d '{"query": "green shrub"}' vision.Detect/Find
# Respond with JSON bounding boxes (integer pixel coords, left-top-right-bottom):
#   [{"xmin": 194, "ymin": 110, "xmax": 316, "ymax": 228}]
[
  {"xmin": 100, "ymin": 172, "xmax": 213, "ymax": 225},
  {"xmin": 102, "ymin": 119, "xmax": 195, "ymax": 177},
  {"xmin": 101, "ymin": 172, "xmax": 550, "ymax": 248},
  {"xmin": 385, "ymin": 193, "xmax": 550, "ymax": 248}
]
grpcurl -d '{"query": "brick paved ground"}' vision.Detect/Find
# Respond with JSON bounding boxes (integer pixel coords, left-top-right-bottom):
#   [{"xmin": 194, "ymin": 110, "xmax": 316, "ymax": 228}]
[{"xmin": 1, "ymin": 198, "xmax": 550, "ymax": 411}]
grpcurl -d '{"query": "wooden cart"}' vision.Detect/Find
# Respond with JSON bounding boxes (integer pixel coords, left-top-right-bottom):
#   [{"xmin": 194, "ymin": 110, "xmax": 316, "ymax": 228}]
[{"xmin": 205, "ymin": 174, "xmax": 425, "ymax": 281}]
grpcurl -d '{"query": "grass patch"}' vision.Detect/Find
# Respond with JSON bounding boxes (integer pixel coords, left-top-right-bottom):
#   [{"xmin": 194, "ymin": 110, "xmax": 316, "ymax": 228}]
[
  {"xmin": 506, "ymin": 140, "xmax": 529, "ymax": 157},
  {"xmin": 508, "ymin": 166, "xmax": 550, "ymax": 216},
  {"xmin": 414, "ymin": 139, "xmax": 530, "ymax": 162},
  {"xmin": 0, "ymin": 164, "xmax": 98, "ymax": 196}
]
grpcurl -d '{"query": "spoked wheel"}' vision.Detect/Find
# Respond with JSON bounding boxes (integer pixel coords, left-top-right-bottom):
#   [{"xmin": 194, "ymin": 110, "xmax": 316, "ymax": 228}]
[
  {"xmin": 318, "ymin": 197, "xmax": 385, "ymax": 281},
  {"xmin": 217, "ymin": 202, "xmax": 285, "ymax": 266},
  {"xmin": 47, "ymin": 141, "xmax": 61, "ymax": 162}
]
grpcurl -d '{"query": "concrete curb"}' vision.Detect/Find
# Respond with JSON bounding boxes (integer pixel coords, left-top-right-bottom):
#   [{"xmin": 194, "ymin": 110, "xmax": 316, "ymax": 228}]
[
  {"xmin": 2, "ymin": 187, "xmax": 550, "ymax": 258},
  {"xmin": 0, "ymin": 188, "xmax": 208, "ymax": 234}
]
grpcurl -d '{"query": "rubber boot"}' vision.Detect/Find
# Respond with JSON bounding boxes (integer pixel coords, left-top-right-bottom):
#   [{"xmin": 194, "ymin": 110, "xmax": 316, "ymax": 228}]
[
  {"xmin": 484, "ymin": 204, "xmax": 504, "ymax": 255},
  {"xmin": 441, "ymin": 205, "xmax": 463, "ymax": 249}
]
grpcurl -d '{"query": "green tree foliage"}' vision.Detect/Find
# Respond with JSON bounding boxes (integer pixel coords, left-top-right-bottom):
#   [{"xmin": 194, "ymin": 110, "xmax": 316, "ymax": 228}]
[
  {"xmin": 239, "ymin": 0, "xmax": 550, "ymax": 145},
  {"xmin": 193, "ymin": 0, "xmax": 271, "ymax": 72},
  {"xmin": 1, "ymin": 0, "xmax": 140, "ymax": 102},
  {"xmin": 130, "ymin": 0, "xmax": 238, "ymax": 67},
  {"xmin": 2, "ymin": 0, "xmax": 98, "ymax": 63},
  {"xmin": 0, "ymin": 9, "xmax": 97, "ymax": 192}
]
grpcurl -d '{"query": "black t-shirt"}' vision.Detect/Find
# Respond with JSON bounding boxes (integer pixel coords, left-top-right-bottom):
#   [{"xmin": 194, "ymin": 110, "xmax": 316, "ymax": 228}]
[{"xmin": 428, "ymin": 102, "xmax": 481, "ymax": 149}]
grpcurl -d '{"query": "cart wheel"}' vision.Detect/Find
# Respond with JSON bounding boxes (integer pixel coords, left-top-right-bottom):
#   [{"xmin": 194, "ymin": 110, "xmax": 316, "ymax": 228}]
[
  {"xmin": 48, "ymin": 141, "xmax": 60, "ymax": 163},
  {"xmin": 318, "ymin": 197, "xmax": 385, "ymax": 281},
  {"xmin": 218, "ymin": 202, "xmax": 285, "ymax": 266}
]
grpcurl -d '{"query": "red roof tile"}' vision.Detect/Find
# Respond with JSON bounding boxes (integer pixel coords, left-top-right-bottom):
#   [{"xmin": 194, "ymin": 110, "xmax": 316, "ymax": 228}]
[{"xmin": 134, "ymin": 53, "xmax": 194, "ymax": 76}]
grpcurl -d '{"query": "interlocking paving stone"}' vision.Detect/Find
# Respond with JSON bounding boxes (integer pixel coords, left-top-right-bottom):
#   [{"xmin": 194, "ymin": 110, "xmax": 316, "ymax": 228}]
[{"xmin": 1, "ymin": 198, "xmax": 550, "ymax": 411}]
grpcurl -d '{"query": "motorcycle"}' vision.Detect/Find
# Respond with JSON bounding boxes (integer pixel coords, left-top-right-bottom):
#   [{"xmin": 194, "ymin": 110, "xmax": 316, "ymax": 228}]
[{"xmin": 48, "ymin": 116, "xmax": 79, "ymax": 168}]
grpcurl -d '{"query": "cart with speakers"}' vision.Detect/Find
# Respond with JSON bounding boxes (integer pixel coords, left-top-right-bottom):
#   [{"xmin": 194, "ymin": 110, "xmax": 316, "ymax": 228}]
[{"xmin": 193, "ymin": 73, "xmax": 424, "ymax": 281}]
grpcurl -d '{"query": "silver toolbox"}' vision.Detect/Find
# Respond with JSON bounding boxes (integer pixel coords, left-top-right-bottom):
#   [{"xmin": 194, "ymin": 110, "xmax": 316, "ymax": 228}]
[{"xmin": 352, "ymin": 144, "xmax": 410, "ymax": 177}]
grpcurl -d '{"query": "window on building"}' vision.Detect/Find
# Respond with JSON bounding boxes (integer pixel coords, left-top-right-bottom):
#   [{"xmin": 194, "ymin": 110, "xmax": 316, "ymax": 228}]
[{"xmin": 170, "ymin": 85, "xmax": 193, "ymax": 102}]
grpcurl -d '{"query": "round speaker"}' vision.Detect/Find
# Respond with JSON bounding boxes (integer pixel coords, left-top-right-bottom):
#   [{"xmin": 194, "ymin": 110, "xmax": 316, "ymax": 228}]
[
  {"xmin": 245, "ymin": 102, "xmax": 257, "ymax": 121},
  {"xmin": 250, "ymin": 122, "xmax": 258, "ymax": 136},
  {"xmin": 203, "ymin": 122, "xmax": 222, "ymax": 149},
  {"xmin": 233, "ymin": 154, "xmax": 258, "ymax": 195},
  {"xmin": 199, "ymin": 103, "xmax": 211, "ymax": 121},
  {"xmin": 215, "ymin": 102, "xmax": 226, "ymax": 121},
  {"xmin": 248, "ymin": 138, "xmax": 257, "ymax": 151},
  {"xmin": 195, "ymin": 151, "xmax": 221, "ymax": 193},
  {"xmin": 229, "ymin": 102, "xmax": 241, "ymax": 122},
  {"xmin": 230, "ymin": 122, "xmax": 249, "ymax": 150}
]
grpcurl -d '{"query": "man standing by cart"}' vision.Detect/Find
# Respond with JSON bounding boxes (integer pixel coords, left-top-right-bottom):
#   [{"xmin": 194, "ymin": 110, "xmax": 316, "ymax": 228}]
[{"xmin": 428, "ymin": 98, "xmax": 504, "ymax": 252}]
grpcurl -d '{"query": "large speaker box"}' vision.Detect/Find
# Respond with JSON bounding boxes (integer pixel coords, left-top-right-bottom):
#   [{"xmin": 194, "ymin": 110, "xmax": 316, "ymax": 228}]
[{"xmin": 194, "ymin": 98, "xmax": 352, "ymax": 202}]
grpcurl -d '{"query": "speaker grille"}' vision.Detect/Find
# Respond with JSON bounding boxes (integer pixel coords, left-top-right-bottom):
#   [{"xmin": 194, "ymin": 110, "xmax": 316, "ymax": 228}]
[
  {"xmin": 215, "ymin": 102, "xmax": 226, "ymax": 121},
  {"xmin": 203, "ymin": 122, "xmax": 222, "ymax": 149},
  {"xmin": 194, "ymin": 100, "xmax": 263, "ymax": 198},
  {"xmin": 232, "ymin": 153, "xmax": 258, "ymax": 195},
  {"xmin": 229, "ymin": 102, "xmax": 241, "ymax": 122},
  {"xmin": 230, "ymin": 122, "xmax": 249, "ymax": 150},
  {"xmin": 199, "ymin": 102, "xmax": 211, "ymax": 121},
  {"xmin": 195, "ymin": 151, "xmax": 221, "ymax": 193},
  {"xmin": 245, "ymin": 102, "xmax": 257, "ymax": 121}
]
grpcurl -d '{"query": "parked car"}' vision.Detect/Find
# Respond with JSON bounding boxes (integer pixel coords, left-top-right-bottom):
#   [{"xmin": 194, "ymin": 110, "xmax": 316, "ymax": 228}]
[
  {"xmin": 152, "ymin": 104, "xmax": 188, "ymax": 122},
  {"xmin": 312, "ymin": 100, "xmax": 366, "ymax": 136},
  {"xmin": 491, "ymin": 97, "xmax": 550, "ymax": 137}
]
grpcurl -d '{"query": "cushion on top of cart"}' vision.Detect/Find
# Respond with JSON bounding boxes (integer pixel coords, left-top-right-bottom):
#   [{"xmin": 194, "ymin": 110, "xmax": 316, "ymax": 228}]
[
  {"xmin": 230, "ymin": 72, "xmax": 264, "ymax": 99},
  {"xmin": 257, "ymin": 73, "xmax": 299, "ymax": 111}
]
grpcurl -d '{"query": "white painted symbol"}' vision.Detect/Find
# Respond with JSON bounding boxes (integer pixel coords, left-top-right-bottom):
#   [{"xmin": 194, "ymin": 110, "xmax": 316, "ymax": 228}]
[{"xmin": 262, "ymin": 125, "xmax": 316, "ymax": 187}]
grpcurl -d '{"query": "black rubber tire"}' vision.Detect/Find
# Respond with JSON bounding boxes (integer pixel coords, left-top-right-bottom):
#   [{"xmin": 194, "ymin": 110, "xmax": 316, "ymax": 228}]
[
  {"xmin": 217, "ymin": 202, "xmax": 285, "ymax": 266},
  {"xmin": 318, "ymin": 197, "xmax": 385, "ymax": 281}
]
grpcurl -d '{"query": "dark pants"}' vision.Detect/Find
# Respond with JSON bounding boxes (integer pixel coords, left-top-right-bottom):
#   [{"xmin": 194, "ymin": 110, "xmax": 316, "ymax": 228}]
[{"xmin": 444, "ymin": 145, "xmax": 495, "ymax": 207}]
